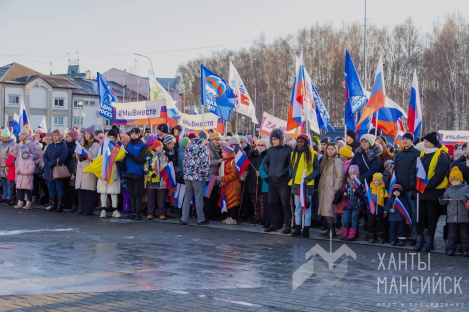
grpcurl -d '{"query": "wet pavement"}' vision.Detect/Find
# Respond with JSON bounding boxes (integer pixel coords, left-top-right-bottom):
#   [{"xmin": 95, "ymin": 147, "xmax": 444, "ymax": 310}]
[{"xmin": 0, "ymin": 206, "xmax": 468, "ymax": 311}]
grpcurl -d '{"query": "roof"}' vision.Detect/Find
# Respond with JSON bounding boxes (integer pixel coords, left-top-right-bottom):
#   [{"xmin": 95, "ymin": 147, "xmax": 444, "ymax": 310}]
[
  {"xmin": 68, "ymin": 64, "xmax": 80, "ymax": 75},
  {"xmin": 0, "ymin": 63, "xmax": 42, "ymax": 82},
  {"xmin": 6, "ymin": 74, "xmax": 82, "ymax": 89},
  {"xmin": 72, "ymin": 78, "xmax": 144, "ymax": 99}
]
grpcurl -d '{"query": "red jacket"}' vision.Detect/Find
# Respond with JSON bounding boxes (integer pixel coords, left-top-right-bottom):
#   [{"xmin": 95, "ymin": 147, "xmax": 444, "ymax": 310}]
[{"xmin": 5, "ymin": 155, "xmax": 16, "ymax": 182}]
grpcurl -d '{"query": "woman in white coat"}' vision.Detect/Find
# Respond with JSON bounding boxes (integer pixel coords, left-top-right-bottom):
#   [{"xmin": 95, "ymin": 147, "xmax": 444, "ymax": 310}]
[{"xmin": 318, "ymin": 142, "xmax": 344, "ymax": 239}]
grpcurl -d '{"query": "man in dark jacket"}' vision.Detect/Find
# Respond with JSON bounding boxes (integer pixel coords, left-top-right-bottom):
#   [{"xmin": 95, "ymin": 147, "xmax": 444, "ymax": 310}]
[
  {"xmin": 393, "ymin": 132, "xmax": 420, "ymax": 245},
  {"xmin": 346, "ymin": 130, "xmax": 361, "ymax": 154},
  {"xmin": 263, "ymin": 128, "xmax": 293, "ymax": 233}
]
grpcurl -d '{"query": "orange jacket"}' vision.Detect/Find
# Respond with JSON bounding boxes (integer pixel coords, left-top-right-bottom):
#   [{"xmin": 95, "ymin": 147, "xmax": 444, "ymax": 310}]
[{"xmin": 221, "ymin": 158, "xmax": 242, "ymax": 209}]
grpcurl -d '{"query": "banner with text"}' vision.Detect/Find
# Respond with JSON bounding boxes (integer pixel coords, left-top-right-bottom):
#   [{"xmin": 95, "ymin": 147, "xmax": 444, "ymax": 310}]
[
  {"xmin": 259, "ymin": 112, "xmax": 301, "ymax": 138},
  {"xmin": 438, "ymin": 130, "xmax": 469, "ymax": 144},
  {"xmin": 178, "ymin": 112, "xmax": 224, "ymax": 134},
  {"xmin": 112, "ymin": 100, "xmax": 168, "ymax": 125}
]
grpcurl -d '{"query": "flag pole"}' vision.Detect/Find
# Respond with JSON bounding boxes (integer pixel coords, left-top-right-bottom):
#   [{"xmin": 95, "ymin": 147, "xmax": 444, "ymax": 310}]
[
  {"xmin": 374, "ymin": 110, "xmax": 379, "ymax": 137},
  {"xmin": 202, "ymin": 105, "xmax": 205, "ymax": 131},
  {"xmin": 416, "ymin": 193, "xmax": 419, "ymax": 223}
]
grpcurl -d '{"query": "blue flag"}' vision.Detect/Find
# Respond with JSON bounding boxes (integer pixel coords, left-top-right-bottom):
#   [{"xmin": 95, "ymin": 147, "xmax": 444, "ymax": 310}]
[
  {"xmin": 311, "ymin": 82, "xmax": 334, "ymax": 131},
  {"xmin": 344, "ymin": 50, "xmax": 367, "ymax": 131},
  {"xmin": 97, "ymin": 72, "xmax": 117, "ymax": 120},
  {"xmin": 200, "ymin": 65, "xmax": 236, "ymax": 121}
]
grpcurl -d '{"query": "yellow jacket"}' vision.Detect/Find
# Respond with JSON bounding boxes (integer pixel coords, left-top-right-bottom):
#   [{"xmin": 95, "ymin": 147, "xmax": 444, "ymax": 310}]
[
  {"xmin": 289, "ymin": 147, "xmax": 317, "ymax": 186},
  {"xmin": 419, "ymin": 145, "xmax": 448, "ymax": 190}
]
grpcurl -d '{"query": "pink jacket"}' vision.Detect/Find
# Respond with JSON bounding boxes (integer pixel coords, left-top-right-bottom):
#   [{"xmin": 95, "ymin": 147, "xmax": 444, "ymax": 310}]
[{"xmin": 15, "ymin": 158, "xmax": 35, "ymax": 190}]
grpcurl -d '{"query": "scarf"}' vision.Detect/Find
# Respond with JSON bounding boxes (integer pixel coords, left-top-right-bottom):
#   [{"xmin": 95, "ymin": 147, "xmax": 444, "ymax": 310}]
[
  {"xmin": 210, "ymin": 141, "xmax": 222, "ymax": 160},
  {"xmin": 424, "ymin": 147, "xmax": 438, "ymax": 154}
]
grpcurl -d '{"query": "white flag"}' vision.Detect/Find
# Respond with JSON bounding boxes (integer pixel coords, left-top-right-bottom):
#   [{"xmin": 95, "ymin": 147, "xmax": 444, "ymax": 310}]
[
  {"xmin": 38, "ymin": 116, "xmax": 47, "ymax": 130},
  {"xmin": 229, "ymin": 62, "xmax": 258, "ymax": 124}
]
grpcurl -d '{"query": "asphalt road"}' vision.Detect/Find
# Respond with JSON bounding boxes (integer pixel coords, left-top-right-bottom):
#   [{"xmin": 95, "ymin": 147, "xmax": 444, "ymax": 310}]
[{"xmin": 0, "ymin": 206, "xmax": 468, "ymax": 312}]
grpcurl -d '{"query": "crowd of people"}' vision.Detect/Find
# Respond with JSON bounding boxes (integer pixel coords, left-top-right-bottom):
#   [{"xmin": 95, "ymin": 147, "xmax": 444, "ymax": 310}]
[{"xmin": 2, "ymin": 123, "xmax": 468, "ymax": 256}]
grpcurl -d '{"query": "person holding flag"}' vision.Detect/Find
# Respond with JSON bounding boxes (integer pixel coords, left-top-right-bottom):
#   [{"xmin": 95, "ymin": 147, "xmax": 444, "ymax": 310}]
[
  {"xmin": 393, "ymin": 132, "xmax": 421, "ymax": 246},
  {"xmin": 439, "ymin": 167, "xmax": 469, "ymax": 256},
  {"xmin": 415, "ymin": 132, "xmax": 449, "ymax": 252},
  {"xmin": 340, "ymin": 165, "xmax": 365, "ymax": 241},
  {"xmin": 218, "ymin": 146, "xmax": 242, "ymax": 225},
  {"xmin": 289, "ymin": 134, "xmax": 320, "ymax": 238},
  {"xmin": 385, "ymin": 184, "xmax": 411, "ymax": 246}
]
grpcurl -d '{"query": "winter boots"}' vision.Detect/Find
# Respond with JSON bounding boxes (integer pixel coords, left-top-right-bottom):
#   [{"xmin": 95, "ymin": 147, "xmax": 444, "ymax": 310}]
[
  {"xmin": 14, "ymin": 200, "xmax": 23, "ymax": 209},
  {"xmin": 421, "ymin": 236, "xmax": 434, "ymax": 252},
  {"xmin": 414, "ymin": 235, "xmax": 424, "ymax": 251},
  {"xmin": 54, "ymin": 197, "xmax": 63, "ymax": 213},
  {"xmin": 340, "ymin": 228, "xmax": 349, "ymax": 240},
  {"xmin": 23, "ymin": 201, "xmax": 31, "ymax": 210},
  {"xmin": 346, "ymin": 228, "xmax": 357, "ymax": 241},
  {"xmin": 300, "ymin": 226, "xmax": 310, "ymax": 238},
  {"xmin": 46, "ymin": 196, "xmax": 56, "ymax": 212},
  {"xmin": 291, "ymin": 225, "xmax": 301, "ymax": 237}
]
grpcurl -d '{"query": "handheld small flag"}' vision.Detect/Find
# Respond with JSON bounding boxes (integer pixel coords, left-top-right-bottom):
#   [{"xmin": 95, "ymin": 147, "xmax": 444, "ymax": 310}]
[
  {"xmin": 388, "ymin": 172, "xmax": 396, "ymax": 199},
  {"xmin": 74, "ymin": 144, "xmax": 89, "ymax": 161},
  {"xmin": 235, "ymin": 150, "xmax": 250, "ymax": 178},
  {"xmin": 365, "ymin": 182, "xmax": 376, "ymax": 215},
  {"xmin": 160, "ymin": 162, "xmax": 177, "ymax": 188},
  {"xmin": 178, "ymin": 126, "xmax": 185, "ymax": 142},
  {"xmin": 218, "ymin": 191, "xmax": 227, "ymax": 213},
  {"xmin": 203, "ymin": 174, "xmax": 218, "ymax": 198},
  {"xmin": 102, "ymin": 138, "xmax": 122, "ymax": 182},
  {"xmin": 19, "ymin": 98, "xmax": 31, "ymax": 133},
  {"xmin": 416, "ymin": 158, "xmax": 429, "ymax": 193},
  {"xmin": 353, "ymin": 176, "xmax": 361, "ymax": 189},
  {"xmin": 12, "ymin": 113, "xmax": 20, "ymax": 137},
  {"xmin": 170, "ymin": 183, "xmax": 185, "ymax": 208},
  {"xmin": 394, "ymin": 197, "xmax": 412, "ymax": 228},
  {"xmin": 298, "ymin": 170, "xmax": 307, "ymax": 212}
]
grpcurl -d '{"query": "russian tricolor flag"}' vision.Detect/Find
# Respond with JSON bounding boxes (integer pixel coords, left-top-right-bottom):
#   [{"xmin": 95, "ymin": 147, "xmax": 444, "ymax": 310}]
[
  {"xmin": 353, "ymin": 176, "xmax": 361, "ymax": 189},
  {"xmin": 365, "ymin": 182, "xmax": 376, "ymax": 215},
  {"xmin": 178, "ymin": 126, "xmax": 185, "ymax": 142},
  {"xmin": 371, "ymin": 95, "xmax": 407, "ymax": 137},
  {"xmin": 74, "ymin": 144, "xmax": 89, "ymax": 161},
  {"xmin": 160, "ymin": 162, "xmax": 177, "ymax": 188},
  {"xmin": 356, "ymin": 56, "xmax": 386, "ymax": 133},
  {"xmin": 298, "ymin": 170, "xmax": 307, "ymax": 212},
  {"xmin": 394, "ymin": 197, "xmax": 412, "ymax": 228},
  {"xmin": 416, "ymin": 158, "xmax": 429, "ymax": 193},
  {"xmin": 395, "ymin": 119, "xmax": 405, "ymax": 146},
  {"xmin": 102, "ymin": 138, "xmax": 121, "ymax": 182},
  {"xmin": 287, "ymin": 52, "xmax": 306, "ymax": 130},
  {"xmin": 407, "ymin": 70, "xmax": 422, "ymax": 142},
  {"xmin": 235, "ymin": 150, "xmax": 250, "ymax": 178},
  {"xmin": 19, "ymin": 98, "xmax": 30, "ymax": 133},
  {"xmin": 218, "ymin": 192, "xmax": 227, "ymax": 213}
]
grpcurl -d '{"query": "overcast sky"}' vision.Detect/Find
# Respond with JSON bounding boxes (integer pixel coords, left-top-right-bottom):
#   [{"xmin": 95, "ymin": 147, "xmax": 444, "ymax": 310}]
[{"xmin": 0, "ymin": 0, "xmax": 467, "ymax": 78}]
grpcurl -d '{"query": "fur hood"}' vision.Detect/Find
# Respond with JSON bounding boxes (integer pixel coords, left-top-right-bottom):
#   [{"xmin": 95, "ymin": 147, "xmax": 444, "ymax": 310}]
[
  {"xmin": 356, "ymin": 144, "xmax": 382, "ymax": 160},
  {"xmin": 269, "ymin": 128, "xmax": 285, "ymax": 146}
]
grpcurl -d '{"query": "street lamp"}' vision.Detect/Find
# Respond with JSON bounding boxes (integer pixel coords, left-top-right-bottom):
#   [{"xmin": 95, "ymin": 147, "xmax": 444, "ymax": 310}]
[
  {"xmin": 78, "ymin": 101, "xmax": 83, "ymax": 126},
  {"xmin": 134, "ymin": 53, "xmax": 154, "ymax": 77}
]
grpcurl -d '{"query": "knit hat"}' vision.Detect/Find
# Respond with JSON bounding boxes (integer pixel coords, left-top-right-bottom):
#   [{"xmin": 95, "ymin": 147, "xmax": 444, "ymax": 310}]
[
  {"xmin": 84, "ymin": 125, "xmax": 96, "ymax": 137},
  {"xmin": 445, "ymin": 144, "xmax": 455, "ymax": 156},
  {"xmin": 20, "ymin": 125, "xmax": 30, "ymax": 136},
  {"xmin": 346, "ymin": 130, "xmax": 356, "ymax": 140},
  {"xmin": 450, "ymin": 166, "xmax": 463, "ymax": 182},
  {"xmin": 157, "ymin": 124, "xmax": 169, "ymax": 134},
  {"xmin": 384, "ymin": 160, "xmax": 395, "ymax": 168},
  {"xmin": 297, "ymin": 133, "xmax": 309, "ymax": 144},
  {"xmin": 108, "ymin": 128, "xmax": 118, "ymax": 139},
  {"xmin": 339, "ymin": 145, "xmax": 353, "ymax": 159},
  {"xmin": 67, "ymin": 130, "xmax": 78, "ymax": 140},
  {"xmin": 455, "ymin": 149, "xmax": 463, "ymax": 157},
  {"xmin": 119, "ymin": 133, "xmax": 130, "ymax": 145},
  {"xmin": 179, "ymin": 137, "xmax": 190, "ymax": 148},
  {"xmin": 22, "ymin": 150, "xmax": 30, "ymax": 158},
  {"xmin": 320, "ymin": 137, "xmax": 330, "ymax": 144},
  {"xmin": 46, "ymin": 131, "xmax": 53, "ymax": 137},
  {"xmin": 348, "ymin": 165, "xmax": 359, "ymax": 175},
  {"xmin": 146, "ymin": 134, "xmax": 158, "ymax": 148},
  {"xmin": 392, "ymin": 184, "xmax": 403, "ymax": 193},
  {"xmin": 311, "ymin": 136, "xmax": 320, "ymax": 146},
  {"xmin": 198, "ymin": 130, "xmax": 208, "ymax": 141},
  {"xmin": 239, "ymin": 135, "xmax": 249, "ymax": 145},
  {"xmin": 0, "ymin": 127, "xmax": 11, "ymax": 138},
  {"xmin": 372, "ymin": 172, "xmax": 383, "ymax": 183},
  {"xmin": 163, "ymin": 134, "xmax": 176, "ymax": 145},
  {"xmin": 423, "ymin": 132, "xmax": 440, "ymax": 147},
  {"xmin": 152, "ymin": 140, "xmax": 163, "ymax": 149},
  {"xmin": 246, "ymin": 135, "xmax": 253, "ymax": 145},
  {"xmin": 222, "ymin": 146, "xmax": 234, "ymax": 155},
  {"xmin": 368, "ymin": 128, "xmax": 383, "ymax": 136},
  {"xmin": 360, "ymin": 134, "xmax": 375, "ymax": 147},
  {"xmin": 403, "ymin": 132, "xmax": 414, "ymax": 142},
  {"xmin": 130, "ymin": 127, "xmax": 140, "ymax": 135},
  {"xmin": 229, "ymin": 136, "xmax": 238, "ymax": 145},
  {"xmin": 188, "ymin": 133, "xmax": 196, "ymax": 139},
  {"xmin": 211, "ymin": 132, "xmax": 222, "ymax": 140},
  {"xmin": 271, "ymin": 131, "xmax": 281, "ymax": 140}
]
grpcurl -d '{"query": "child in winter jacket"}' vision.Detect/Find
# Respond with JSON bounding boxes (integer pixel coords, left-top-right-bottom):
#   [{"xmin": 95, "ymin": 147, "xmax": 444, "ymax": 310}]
[
  {"xmin": 385, "ymin": 184, "xmax": 409, "ymax": 246},
  {"xmin": 144, "ymin": 140, "xmax": 168, "ymax": 220},
  {"xmin": 340, "ymin": 165, "xmax": 365, "ymax": 241},
  {"xmin": 5, "ymin": 149, "xmax": 17, "ymax": 205},
  {"xmin": 439, "ymin": 167, "xmax": 469, "ymax": 256},
  {"xmin": 14, "ymin": 151, "xmax": 35, "ymax": 210},
  {"xmin": 368, "ymin": 172, "xmax": 388, "ymax": 244},
  {"xmin": 219, "ymin": 146, "xmax": 242, "ymax": 225}
]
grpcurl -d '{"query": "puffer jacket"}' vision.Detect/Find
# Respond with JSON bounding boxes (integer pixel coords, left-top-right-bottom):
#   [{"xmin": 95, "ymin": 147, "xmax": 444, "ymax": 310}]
[
  {"xmin": 15, "ymin": 137, "xmax": 39, "ymax": 168},
  {"xmin": 183, "ymin": 137, "xmax": 209, "ymax": 182},
  {"xmin": 143, "ymin": 149, "xmax": 168, "ymax": 190},
  {"xmin": 15, "ymin": 157, "xmax": 35, "ymax": 190},
  {"xmin": 439, "ymin": 182, "xmax": 469, "ymax": 223},
  {"xmin": 43, "ymin": 140, "xmax": 68, "ymax": 181},
  {"xmin": 394, "ymin": 145, "xmax": 420, "ymax": 192},
  {"xmin": 220, "ymin": 157, "xmax": 242, "ymax": 209},
  {"xmin": 263, "ymin": 128, "xmax": 293, "ymax": 184},
  {"xmin": 341, "ymin": 178, "xmax": 366, "ymax": 211},
  {"xmin": 5, "ymin": 153, "xmax": 16, "ymax": 182},
  {"xmin": 349, "ymin": 144, "xmax": 382, "ymax": 184}
]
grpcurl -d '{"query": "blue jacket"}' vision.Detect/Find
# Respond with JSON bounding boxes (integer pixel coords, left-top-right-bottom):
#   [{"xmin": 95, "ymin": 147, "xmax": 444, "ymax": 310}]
[
  {"xmin": 43, "ymin": 140, "xmax": 68, "ymax": 181},
  {"xmin": 385, "ymin": 195, "xmax": 408, "ymax": 222},
  {"xmin": 125, "ymin": 139, "xmax": 146, "ymax": 178}
]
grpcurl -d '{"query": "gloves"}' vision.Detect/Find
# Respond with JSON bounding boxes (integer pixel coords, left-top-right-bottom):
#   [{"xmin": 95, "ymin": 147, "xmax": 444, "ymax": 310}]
[
  {"xmin": 47, "ymin": 162, "xmax": 54, "ymax": 168},
  {"xmin": 127, "ymin": 153, "xmax": 136, "ymax": 161},
  {"xmin": 460, "ymin": 195, "xmax": 468, "ymax": 202},
  {"xmin": 78, "ymin": 155, "xmax": 86, "ymax": 162}
]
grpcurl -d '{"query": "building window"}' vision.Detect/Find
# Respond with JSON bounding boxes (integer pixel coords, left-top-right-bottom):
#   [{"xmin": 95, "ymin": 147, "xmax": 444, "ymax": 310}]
[
  {"xmin": 90, "ymin": 100, "xmax": 96, "ymax": 106},
  {"xmin": 73, "ymin": 99, "xmax": 84, "ymax": 108},
  {"xmin": 54, "ymin": 117, "xmax": 64, "ymax": 125},
  {"xmin": 104, "ymin": 119, "xmax": 112, "ymax": 127},
  {"xmin": 8, "ymin": 95, "xmax": 20, "ymax": 105},
  {"xmin": 54, "ymin": 98, "xmax": 65, "ymax": 107},
  {"xmin": 73, "ymin": 117, "xmax": 82, "ymax": 126}
]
